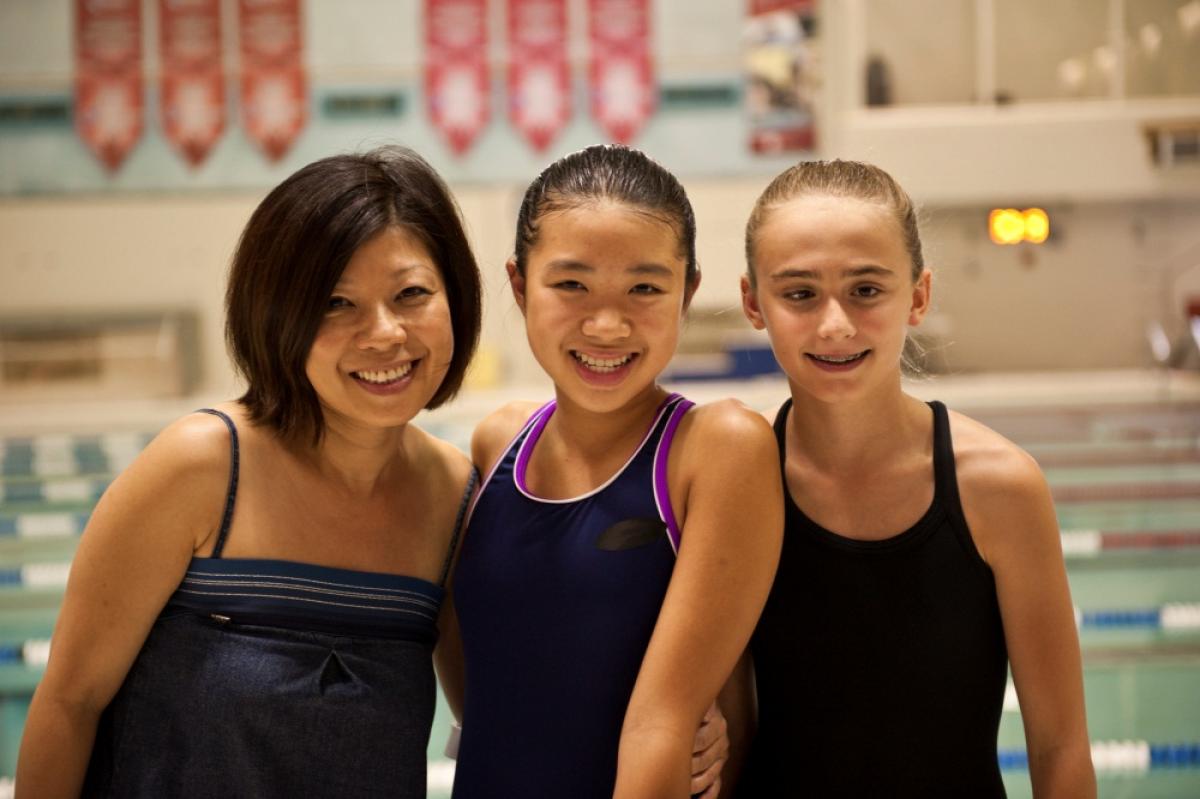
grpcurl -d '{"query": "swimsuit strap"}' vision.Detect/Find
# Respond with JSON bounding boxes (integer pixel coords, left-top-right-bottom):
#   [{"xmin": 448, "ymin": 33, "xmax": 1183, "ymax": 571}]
[
  {"xmin": 194, "ymin": 408, "xmax": 240, "ymax": 559},
  {"xmin": 438, "ymin": 467, "xmax": 479, "ymax": 587}
]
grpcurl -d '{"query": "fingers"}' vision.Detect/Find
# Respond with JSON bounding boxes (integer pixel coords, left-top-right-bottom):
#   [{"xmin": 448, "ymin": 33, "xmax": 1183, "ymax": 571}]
[
  {"xmin": 691, "ymin": 725, "xmax": 729, "ymax": 775},
  {"xmin": 691, "ymin": 768, "xmax": 723, "ymax": 799},
  {"xmin": 692, "ymin": 701, "xmax": 727, "ymax": 754}
]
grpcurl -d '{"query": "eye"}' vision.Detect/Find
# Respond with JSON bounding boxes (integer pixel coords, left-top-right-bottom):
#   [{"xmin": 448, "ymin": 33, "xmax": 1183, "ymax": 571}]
[
  {"xmin": 782, "ymin": 288, "xmax": 815, "ymax": 301},
  {"xmin": 397, "ymin": 286, "xmax": 434, "ymax": 302},
  {"xmin": 552, "ymin": 280, "xmax": 586, "ymax": 292},
  {"xmin": 327, "ymin": 296, "xmax": 352, "ymax": 310},
  {"xmin": 630, "ymin": 283, "xmax": 664, "ymax": 295},
  {"xmin": 853, "ymin": 285, "xmax": 883, "ymax": 299}
]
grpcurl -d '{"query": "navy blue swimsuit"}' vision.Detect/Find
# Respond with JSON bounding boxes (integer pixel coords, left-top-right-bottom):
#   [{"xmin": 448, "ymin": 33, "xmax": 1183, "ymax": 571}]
[
  {"xmin": 83, "ymin": 409, "xmax": 474, "ymax": 798},
  {"xmin": 452, "ymin": 393, "xmax": 694, "ymax": 798}
]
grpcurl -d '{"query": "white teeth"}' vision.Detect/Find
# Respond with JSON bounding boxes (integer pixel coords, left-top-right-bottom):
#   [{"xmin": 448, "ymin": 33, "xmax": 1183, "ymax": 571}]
[
  {"xmin": 573, "ymin": 352, "xmax": 633, "ymax": 372},
  {"xmin": 811, "ymin": 352, "xmax": 866, "ymax": 364},
  {"xmin": 355, "ymin": 364, "xmax": 413, "ymax": 384}
]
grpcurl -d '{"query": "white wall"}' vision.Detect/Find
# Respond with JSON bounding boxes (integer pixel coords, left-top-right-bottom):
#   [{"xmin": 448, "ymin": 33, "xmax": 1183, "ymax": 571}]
[{"xmin": 4, "ymin": 186, "xmax": 1198, "ymax": 403}]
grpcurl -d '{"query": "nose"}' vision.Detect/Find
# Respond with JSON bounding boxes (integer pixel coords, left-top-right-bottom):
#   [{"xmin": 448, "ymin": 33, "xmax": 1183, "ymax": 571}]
[
  {"xmin": 358, "ymin": 305, "xmax": 408, "ymax": 350},
  {"xmin": 816, "ymin": 298, "xmax": 855, "ymax": 340},
  {"xmin": 581, "ymin": 305, "xmax": 631, "ymax": 341}
]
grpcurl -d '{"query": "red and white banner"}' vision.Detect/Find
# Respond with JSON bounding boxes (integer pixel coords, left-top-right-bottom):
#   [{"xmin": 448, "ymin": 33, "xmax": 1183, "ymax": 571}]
[
  {"xmin": 425, "ymin": 0, "xmax": 490, "ymax": 157},
  {"xmin": 238, "ymin": 0, "xmax": 306, "ymax": 162},
  {"xmin": 159, "ymin": 0, "xmax": 225, "ymax": 167},
  {"xmin": 588, "ymin": 0, "xmax": 654, "ymax": 144},
  {"xmin": 507, "ymin": 0, "xmax": 570, "ymax": 152},
  {"xmin": 74, "ymin": 0, "xmax": 144, "ymax": 172}
]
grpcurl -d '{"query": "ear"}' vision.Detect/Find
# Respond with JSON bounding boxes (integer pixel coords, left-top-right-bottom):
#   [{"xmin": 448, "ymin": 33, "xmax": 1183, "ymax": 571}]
[
  {"xmin": 682, "ymin": 269, "xmax": 702, "ymax": 313},
  {"xmin": 741, "ymin": 273, "xmax": 766, "ymax": 330},
  {"xmin": 908, "ymin": 268, "xmax": 932, "ymax": 327},
  {"xmin": 506, "ymin": 258, "xmax": 527, "ymax": 315}
]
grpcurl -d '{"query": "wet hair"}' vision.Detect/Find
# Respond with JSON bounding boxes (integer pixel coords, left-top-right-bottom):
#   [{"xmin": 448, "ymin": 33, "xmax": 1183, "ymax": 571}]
[
  {"xmin": 513, "ymin": 144, "xmax": 698, "ymax": 289},
  {"xmin": 226, "ymin": 145, "xmax": 482, "ymax": 444},
  {"xmin": 744, "ymin": 159, "xmax": 924, "ymax": 286}
]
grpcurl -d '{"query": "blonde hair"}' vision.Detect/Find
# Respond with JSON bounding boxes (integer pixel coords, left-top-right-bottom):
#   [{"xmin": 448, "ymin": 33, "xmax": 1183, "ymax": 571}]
[{"xmin": 744, "ymin": 159, "xmax": 923, "ymax": 286}]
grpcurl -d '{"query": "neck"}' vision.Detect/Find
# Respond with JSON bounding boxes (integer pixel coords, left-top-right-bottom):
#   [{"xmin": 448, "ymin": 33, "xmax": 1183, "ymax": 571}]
[
  {"xmin": 786, "ymin": 378, "xmax": 927, "ymax": 473},
  {"xmin": 548, "ymin": 384, "xmax": 671, "ymax": 457},
  {"xmin": 298, "ymin": 411, "xmax": 410, "ymax": 497}
]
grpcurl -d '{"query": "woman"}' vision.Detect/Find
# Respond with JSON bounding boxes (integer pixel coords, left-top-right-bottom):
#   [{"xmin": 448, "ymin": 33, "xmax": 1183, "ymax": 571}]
[{"xmin": 17, "ymin": 146, "xmax": 482, "ymax": 798}]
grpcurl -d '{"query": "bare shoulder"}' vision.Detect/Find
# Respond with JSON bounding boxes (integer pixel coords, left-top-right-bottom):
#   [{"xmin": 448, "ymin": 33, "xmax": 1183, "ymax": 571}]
[
  {"xmin": 948, "ymin": 410, "xmax": 1057, "ymax": 563},
  {"xmin": 470, "ymin": 400, "xmax": 543, "ymax": 475},
  {"xmin": 137, "ymin": 406, "xmax": 238, "ymax": 482},
  {"xmin": 90, "ymin": 406, "xmax": 242, "ymax": 551},
  {"xmin": 948, "ymin": 410, "xmax": 1048, "ymax": 503},
  {"xmin": 678, "ymin": 398, "xmax": 776, "ymax": 452},
  {"xmin": 408, "ymin": 424, "xmax": 475, "ymax": 489}
]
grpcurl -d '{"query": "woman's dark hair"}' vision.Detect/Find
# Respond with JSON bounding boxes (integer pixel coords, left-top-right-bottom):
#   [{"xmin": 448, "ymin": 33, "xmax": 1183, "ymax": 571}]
[
  {"xmin": 226, "ymin": 145, "xmax": 482, "ymax": 444},
  {"xmin": 513, "ymin": 144, "xmax": 698, "ymax": 287},
  {"xmin": 745, "ymin": 159, "xmax": 924, "ymax": 286}
]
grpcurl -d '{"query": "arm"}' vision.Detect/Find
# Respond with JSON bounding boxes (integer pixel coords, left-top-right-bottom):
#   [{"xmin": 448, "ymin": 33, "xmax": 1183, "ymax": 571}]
[
  {"xmin": 613, "ymin": 402, "xmax": 783, "ymax": 799},
  {"xmin": 15, "ymin": 415, "xmax": 229, "ymax": 798},
  {"xmin": 957, "ymin": 420, "xmax": 1096, "ymax": 799},
  {"xmin": 714, "ymin": 651, "xmax": 756, "ymax": 799}
]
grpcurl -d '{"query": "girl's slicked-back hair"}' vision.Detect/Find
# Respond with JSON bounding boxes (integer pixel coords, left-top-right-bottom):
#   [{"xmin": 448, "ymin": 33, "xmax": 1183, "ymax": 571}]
[
  {"xmin": 225, "ymin": 145, "xmax": 482, "ymax": 444},
  {"xmin": 744, "ymin": 159, "xmax": 924, "ymax": 285},
  {"xmin": 513, "ymin": 144, "xmax": 699, "ymax": 287}
]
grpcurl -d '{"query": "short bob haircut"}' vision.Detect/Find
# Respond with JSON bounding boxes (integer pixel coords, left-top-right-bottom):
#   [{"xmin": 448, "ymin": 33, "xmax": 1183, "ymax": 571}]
[{"xmin": 226, "ymin": 145, "xmax": 482, "ymax": 444}]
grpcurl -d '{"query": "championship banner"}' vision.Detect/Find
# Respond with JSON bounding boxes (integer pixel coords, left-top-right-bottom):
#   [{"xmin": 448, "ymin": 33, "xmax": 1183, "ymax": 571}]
[
  {"xmin": 74, "ymin": 0, "xmax": 144, "ymax": 172},
  {"xmin": 587, "ymin": 0, "xmax": 653, "ymax": 144},
  {"xmin": 159, "ymin": 0, "xmax": 225, "ymax": 167},
  {"xmin": 507, "ymin": 0, "xmax": 570, "ymax": 152},
  {"xmin": 238, "ymin": 0, "xmax": 306, "ymax": 162},
  {"xmin": 745, "ymin": 0, "xmax": 816, "ymax": 154},
  {"xmin": 425, "ymin": 0, "xmax": 490, "ymax": 157}
]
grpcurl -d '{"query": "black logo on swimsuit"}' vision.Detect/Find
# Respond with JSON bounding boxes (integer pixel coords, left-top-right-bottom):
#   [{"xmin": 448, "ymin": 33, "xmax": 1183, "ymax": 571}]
[{"xmin": 594, "ymin": 517, "xmax": 668, "ymax": 551}]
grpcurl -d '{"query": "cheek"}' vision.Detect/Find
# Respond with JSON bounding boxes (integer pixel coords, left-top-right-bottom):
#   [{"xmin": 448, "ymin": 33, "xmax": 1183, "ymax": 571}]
[{"xmin": 423, "ymin": 300, "xmax": 456, "ymax": 358}]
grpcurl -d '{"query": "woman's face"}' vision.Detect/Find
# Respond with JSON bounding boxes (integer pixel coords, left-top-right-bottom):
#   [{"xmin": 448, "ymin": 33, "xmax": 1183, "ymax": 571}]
[
  {"xmin": 742, "ymin": 194, "xmax": 930, "ymax": 405},
  {"xmin": 511, "ymin": 202, "xmax": 692, "ymax": 414},
  {"xmin": 306, "ymin": 226, "xmax": 454, "ymax": 433}
]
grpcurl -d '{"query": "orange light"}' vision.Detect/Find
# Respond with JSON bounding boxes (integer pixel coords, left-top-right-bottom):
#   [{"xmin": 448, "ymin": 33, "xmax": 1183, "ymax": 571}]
[
  {"xmin": 1022, "ymin": 208, "xmax": 1049, "ymax": 243},
  {"xmin": 988, "ymin": 207, "xmax": 1050, "ymax": 245},
  {"xmin": 989, "ymin": 209, "xmax": 1025, "ymax": 245}
]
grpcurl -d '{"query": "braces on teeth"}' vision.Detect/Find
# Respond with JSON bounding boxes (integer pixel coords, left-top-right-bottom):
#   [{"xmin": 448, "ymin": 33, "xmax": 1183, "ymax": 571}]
[{"xmin": 812, "ymin": 352, "xmax": 866, "ymax": 364}]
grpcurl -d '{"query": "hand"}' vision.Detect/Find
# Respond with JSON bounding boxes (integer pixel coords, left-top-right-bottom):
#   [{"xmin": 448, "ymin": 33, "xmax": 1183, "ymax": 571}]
[{"xmin": 690, "ymin": 701, "xmax": 729, "ymax": 798}]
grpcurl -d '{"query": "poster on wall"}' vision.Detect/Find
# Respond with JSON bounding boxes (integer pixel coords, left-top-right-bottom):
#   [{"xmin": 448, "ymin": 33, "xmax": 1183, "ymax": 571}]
[
  {"xmin": 508, "ymin": 0, "xmax": 570, "ymax": 152},
  {"xmin": 159, "ymin": 0, "xmax": 225, "ymax": 167},
  {"xmin": 425, "ymin": 0, "xmax": 491, "ymax": 157},
  {"xmin": 74, "ymin": 0, "xmax": 144, "ymax": 172},
  {"xmin": 588, "ymin": 0, "xmax": 654, "ymax": 144},
  {"xmin": 238, "ymin": 0, "xmax": 307, "ymax": 162},
  {"xmin": 745, "ymin": 0, "xmax": 817, "ymax": 154}
]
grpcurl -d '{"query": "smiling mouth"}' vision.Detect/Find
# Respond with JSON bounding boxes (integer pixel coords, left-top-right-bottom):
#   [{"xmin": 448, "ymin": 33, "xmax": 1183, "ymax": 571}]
[
  {"xmin": 806, "ymin": 350, "xmax": 870, "ymax": 365},
  {"xmin": 351, "ymin": 362, "xmax": 415, "ymax": 384},
  {"xmin": 571, "ymin": 351, "xmax": 637, "ymax": 374}
]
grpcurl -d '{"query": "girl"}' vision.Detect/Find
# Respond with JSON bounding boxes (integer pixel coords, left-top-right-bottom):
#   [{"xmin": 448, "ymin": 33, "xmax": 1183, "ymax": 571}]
[
  {"xmin": 733, "ymin": 160, "xmax": 1095, "ymax": 797},
  {"xmin": 17, "ymin": 146, "xmax": 483, "ymax": 798},
  {"xmin": 440, "ymin": 145, "xmax": 783, "ymax": 798}
]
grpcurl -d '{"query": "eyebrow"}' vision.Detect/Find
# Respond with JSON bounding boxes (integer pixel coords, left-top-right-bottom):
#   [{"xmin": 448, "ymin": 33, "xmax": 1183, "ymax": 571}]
[
  {"xmin": 545, "ymin": 259, "xmax": 675, "ymax": 278},
  {"xmin": 333, "ymin": 264, "xmax": 434, "ymax": 288},
  {"xmin": 769, "ymin": 265, "xmax": 895, "ymax": 281}
]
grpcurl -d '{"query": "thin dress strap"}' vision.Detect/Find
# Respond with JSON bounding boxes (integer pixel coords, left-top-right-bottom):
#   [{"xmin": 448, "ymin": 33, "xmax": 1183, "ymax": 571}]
[
  {"xmin": 194, "ymin": 408, "xmax": 239, "ymax": 559},
  {"xmin": 438, "ymin": 467, "xmax": 479, "ymax": 587}
]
